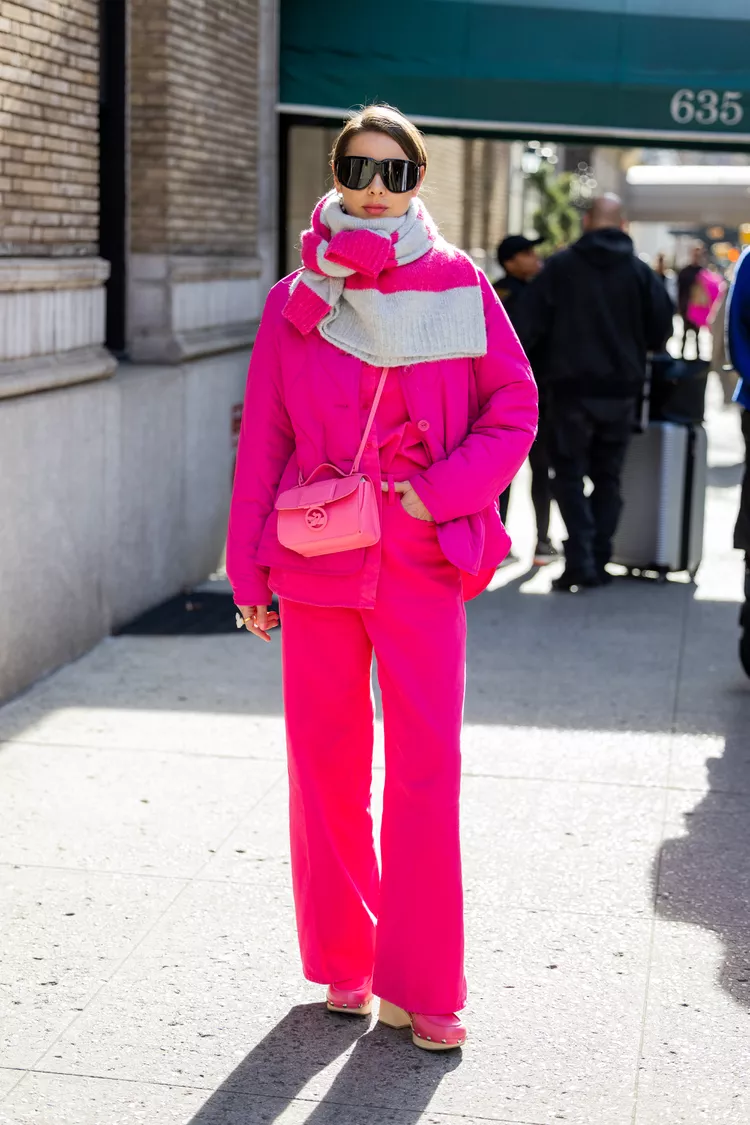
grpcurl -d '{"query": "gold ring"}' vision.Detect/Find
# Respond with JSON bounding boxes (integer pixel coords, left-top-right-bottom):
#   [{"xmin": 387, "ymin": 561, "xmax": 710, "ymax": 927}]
[{"xmin": 235, "ymin": 611, "xmax": 257, "ymax": 629}]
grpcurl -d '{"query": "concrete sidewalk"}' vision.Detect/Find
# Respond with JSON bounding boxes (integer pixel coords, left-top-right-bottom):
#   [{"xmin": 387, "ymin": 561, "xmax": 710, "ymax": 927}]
[{"xmin": 1, "ymin": 382, "xmax": 749, "ymax": 1125}]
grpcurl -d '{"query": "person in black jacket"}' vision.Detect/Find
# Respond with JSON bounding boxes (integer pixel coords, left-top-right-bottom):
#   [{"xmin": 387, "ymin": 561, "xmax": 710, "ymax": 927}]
[
  {"xmin": 494, "ymin": 235, "xmax": 559, "ymax": 566},
  {"xmin": 493, "ymin": 234, "xmax": 543, "ymax": 316},
  {"xmin": 513, "ymin": 194, "xmax": 674, "ymax": 591}
]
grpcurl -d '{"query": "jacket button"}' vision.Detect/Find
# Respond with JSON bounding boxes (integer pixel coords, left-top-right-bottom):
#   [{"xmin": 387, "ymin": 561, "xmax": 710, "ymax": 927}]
[{"xmin": 417, "ymin": 419, "xmax": 430, "ymax": 432}]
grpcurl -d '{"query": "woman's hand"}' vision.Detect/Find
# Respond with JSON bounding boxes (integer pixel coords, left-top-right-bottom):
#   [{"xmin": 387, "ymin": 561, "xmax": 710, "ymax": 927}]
[
  {"xmin": 381, "ymin": 480, "xmax": 434, "ymax": 522},
  {"xmin": 236, "ymin": 605, "xmax": 280, "ymax": 643}
]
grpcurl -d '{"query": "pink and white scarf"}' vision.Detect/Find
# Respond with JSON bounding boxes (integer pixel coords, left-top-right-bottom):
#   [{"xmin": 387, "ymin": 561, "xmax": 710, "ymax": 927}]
[{"xmin": 283, "ymin": 190, "xmax": 487, "ymax": 367}]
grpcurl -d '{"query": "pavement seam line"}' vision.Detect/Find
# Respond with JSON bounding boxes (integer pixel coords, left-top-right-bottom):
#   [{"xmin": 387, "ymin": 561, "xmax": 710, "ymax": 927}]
[
  {"xmin": 9, "ymin": 1067, "xmax": 551, "ymax": 1124},
  {"xmin": 0, "ymin": 736, "xmax": 283, "ymax": 764},
  {"xmin": 0, "ymin": 1068, "xmax": 28, "ymax": 1107},
  {"xmin": 460, "ymin": 772, "xmax": 678, "ymax": 791},
  {"xmin": 22, "ymin": 768, "xmax": 287, "ymax": 1075},
  {"xmin": 22, "ymin": 876, "xmax": 192, "ymax": 1077},
  {"xmin": 0, "ymin": 862, "xmax": 661, "ymax": 920},
  {"xmin": 665, "ymin": 580, "xmax": 700, "ymax": 792},
  {"xmin": 0, "ymin": 860, "xmax": 298, "ymax": 888},
  {"xmin": 629, "ymin": 580, "xmax": 693, "ymax": 1124},
  {"xmin": 6, "ymin": 742, "xmax": 742, "ymax": 787}
]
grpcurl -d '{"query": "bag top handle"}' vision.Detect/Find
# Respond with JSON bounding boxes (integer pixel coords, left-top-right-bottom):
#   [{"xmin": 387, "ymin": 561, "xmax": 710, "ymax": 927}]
[{"xmin": 351, "ymin": 367, "xmax": 390, "ymax": 474}]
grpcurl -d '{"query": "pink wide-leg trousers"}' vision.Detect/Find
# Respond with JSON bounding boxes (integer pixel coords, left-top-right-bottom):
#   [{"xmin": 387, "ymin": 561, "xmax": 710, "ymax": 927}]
[{"xmin": 279, "ymin": 501, "xmax": 468, "ymax": 1014}]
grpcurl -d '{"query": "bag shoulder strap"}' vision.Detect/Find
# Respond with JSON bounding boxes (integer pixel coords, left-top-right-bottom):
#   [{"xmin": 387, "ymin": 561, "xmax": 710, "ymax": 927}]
[{"xmin": 352, "ymin": 367, "xmax": 389, "ymax": 473}]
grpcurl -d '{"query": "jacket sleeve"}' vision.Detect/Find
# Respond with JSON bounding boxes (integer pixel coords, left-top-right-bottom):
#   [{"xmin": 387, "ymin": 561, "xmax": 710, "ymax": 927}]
[
  {"xmin": 642, "ymin": 264, "xmax": 676, "ymax": 351},
  {"xmin": 226, "ymin": 284, "xmax": 295, "ymax": 606},
  {"xmin": 510, "ymin": 261, "xmax": 557, "ymax": 357},
  {"xmin": 410, "ymin": 273, "xmax": 538, "ymax": 524}
]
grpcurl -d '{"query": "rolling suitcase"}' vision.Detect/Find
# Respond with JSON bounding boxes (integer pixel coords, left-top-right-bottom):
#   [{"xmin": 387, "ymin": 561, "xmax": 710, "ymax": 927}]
[{"xmin": 612, "ymin": 421, "xmax": 707, "ymax": 582}]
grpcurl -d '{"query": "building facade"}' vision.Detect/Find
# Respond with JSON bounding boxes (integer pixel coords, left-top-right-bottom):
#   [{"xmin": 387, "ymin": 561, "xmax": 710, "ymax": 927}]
[
  {"xmin": 0, "ymin": 0, "xmax": 279, "ymax": 700},
  {"xmin": 0, "ymin": 0, "xmax": 628, "ymax": 702}
]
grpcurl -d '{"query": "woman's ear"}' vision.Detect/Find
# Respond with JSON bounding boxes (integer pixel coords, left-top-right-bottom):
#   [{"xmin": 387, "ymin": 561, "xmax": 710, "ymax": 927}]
[{"xmin": 413, "ymin": 166, "xmax": 426, "ymax": 197}]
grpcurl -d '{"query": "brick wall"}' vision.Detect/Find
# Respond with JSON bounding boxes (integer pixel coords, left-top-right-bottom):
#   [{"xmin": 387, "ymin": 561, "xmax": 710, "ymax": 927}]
[
  {"xmin": 427, "ymin": 136, "xmax": 510, "ymax": 271},
  {"xmin": 423, "ymin": 136, "xmax": 464, "ymax": 248},
  {"xmin": 0, "ymin": 0, "xmax": 99, "ymax": 256},
  {"xmin": 285, "ymin": 125, "xmax": 336, "ymax": 271},
  {"xmin": 487, "ymin": 140, "xmax": 510, "ymax": 263},
  {"xmin": 130, "ymin": 0, "xmax": 260, "ymax": 257}
]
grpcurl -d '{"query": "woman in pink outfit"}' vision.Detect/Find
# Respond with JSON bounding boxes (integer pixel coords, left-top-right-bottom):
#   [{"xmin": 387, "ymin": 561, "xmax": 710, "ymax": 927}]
[{"xmin": 227, "ymin": 105, "xmax": 537, "ymax": 1050}]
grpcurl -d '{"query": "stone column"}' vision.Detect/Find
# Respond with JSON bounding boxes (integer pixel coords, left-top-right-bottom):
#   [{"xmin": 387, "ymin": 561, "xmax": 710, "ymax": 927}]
[
  {"xmin": 257, "ymin": 0, "xmax": 280, "ymax": 299},
  {"xmin": 0, "ymin": 0, "xmax": 113, "ymax": 396},
  {"xmin": 0, "ymin": 257, "xmax": 115, "ymax": 397},
  {"xmin": 128, "ymin": 0, "xmax": 274, "ymax": 362}
]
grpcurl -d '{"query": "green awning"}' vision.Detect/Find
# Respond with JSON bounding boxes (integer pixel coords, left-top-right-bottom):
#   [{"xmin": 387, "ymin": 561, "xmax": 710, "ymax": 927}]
[{"xmin": 279, "ymin": 0, "xmax": 750, "ymax": 145}]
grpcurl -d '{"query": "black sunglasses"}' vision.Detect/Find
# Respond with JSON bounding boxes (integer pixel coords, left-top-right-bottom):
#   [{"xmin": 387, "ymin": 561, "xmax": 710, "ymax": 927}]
[{"xmin": 334, "ymin": 155, "xmax": 422, "ymax": 193}]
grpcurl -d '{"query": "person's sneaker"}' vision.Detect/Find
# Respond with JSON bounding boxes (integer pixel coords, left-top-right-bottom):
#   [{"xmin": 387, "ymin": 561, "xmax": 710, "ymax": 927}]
[
  {"xmin": 533, "ymin": 540, "xmax": 560, "ymax": 567},
  {"xmin": 551, "ymin": 568, "xmax": 600, "ymax": 592}
]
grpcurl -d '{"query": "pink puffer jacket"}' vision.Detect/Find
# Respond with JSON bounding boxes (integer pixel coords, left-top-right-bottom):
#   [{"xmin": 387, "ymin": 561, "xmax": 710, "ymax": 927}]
[{"xmin": 227, "ymin": 269, "xmax": 538, "ymax": 607}]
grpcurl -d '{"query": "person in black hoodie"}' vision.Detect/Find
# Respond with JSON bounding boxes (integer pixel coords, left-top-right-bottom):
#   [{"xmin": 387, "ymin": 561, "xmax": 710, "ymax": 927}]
[{"xmin": 513, "ymin": 194, "xmax": 674, "ymax": 591}]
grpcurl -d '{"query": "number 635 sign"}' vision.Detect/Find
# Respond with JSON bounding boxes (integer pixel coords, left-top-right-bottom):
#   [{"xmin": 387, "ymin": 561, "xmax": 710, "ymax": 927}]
[{"xmin": 670, "ymin": 89, "xmax": 743, "ymax": 127}]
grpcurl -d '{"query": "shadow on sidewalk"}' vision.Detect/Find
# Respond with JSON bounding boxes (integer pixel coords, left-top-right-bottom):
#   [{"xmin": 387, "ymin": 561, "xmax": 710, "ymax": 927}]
[
  {"xmin": 653, "ymin": 697, "xmax": 750, "ymax": 1012},
  {"xmin": 707, "ymin": 462, "xmax": 745, "ymax": 489},
  {"xmin": 187, "ymin": 1004, "xmax": 459, "ymax": 1124},
  {"xmin": 463, "ymin": 573, "xmax": 699, "ymax": 730},
  {"xmin": 0, "ymin": 572, "xmax": 745, "ymax": 738}
]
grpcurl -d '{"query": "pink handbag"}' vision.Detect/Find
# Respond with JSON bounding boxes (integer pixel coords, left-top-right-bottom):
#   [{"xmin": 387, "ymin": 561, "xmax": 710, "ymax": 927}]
[{"xmin": 275, "ymin": 367, "xmax": 389, "ymax": 557}]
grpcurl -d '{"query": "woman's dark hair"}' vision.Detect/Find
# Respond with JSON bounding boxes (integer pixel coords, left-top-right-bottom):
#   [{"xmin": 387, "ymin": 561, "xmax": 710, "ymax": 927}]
[{"xmin": 331, "ymin": 104, "xmax": 428, "ymax": 170}]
